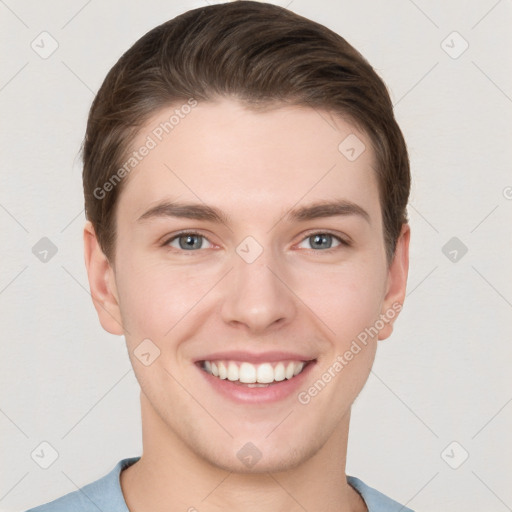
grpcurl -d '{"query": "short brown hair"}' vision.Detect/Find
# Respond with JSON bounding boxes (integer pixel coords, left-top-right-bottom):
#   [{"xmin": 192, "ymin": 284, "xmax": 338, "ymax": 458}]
[{"xmin": 83, "ymin": 0, "xmax": 410, "ymax": 263}]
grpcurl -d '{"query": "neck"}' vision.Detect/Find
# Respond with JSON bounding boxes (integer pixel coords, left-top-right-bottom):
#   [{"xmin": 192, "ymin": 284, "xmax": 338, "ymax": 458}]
[{"xmin": 121, "ymin": 392, "xmax": 366, "ymax": 512}]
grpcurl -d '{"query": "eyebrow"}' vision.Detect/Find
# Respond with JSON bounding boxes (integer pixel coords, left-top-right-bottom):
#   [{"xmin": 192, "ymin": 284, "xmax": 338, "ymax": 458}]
[
  {"xmin": 138, "ymin": 202, "xmax": 230, "ymax": 224},
  {"xmin": 287, "ymin": 200, "xmax": 370, "ymax": 224},
  {"xmin": 137, "ymin": 199, "xmax": 370, "ymax": 225}
]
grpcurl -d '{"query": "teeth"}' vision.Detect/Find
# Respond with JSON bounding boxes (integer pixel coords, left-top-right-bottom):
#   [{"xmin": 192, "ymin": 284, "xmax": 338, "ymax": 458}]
[
  {"xmin": 202, "ymin": 360, "xmax": 306, "ymax": 384},
  {"xmin": 239, "ymin": 362, "xmax": 257, "ymax": 383},
  {"xmin": 293, "ymin": 363, "xmax": 303, "ymax": 376},
  {"xmin": 218, "ymin": 361, "xmax": 227, "ymax": 379},
  {"xmin": 274, "ymin": 362, "xmax": 285, "ymax": 381},
  {"xmin": 256, "ymin": 363, "xmax": 274, "ymax": 384},
  {"xmin": 227, "ymin": 361, "xmax": 238, "ymax": 381}
]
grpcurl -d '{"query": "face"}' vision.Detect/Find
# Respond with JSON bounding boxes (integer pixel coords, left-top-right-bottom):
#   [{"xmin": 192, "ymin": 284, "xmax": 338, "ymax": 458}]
[{"xmin": 85, "ymin": 98, "xmax": 409, "ymax": 473}]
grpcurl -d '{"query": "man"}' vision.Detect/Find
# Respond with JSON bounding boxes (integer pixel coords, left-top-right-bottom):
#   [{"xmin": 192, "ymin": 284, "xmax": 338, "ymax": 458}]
[{"xmin": 27, "ymin": 1, "xmax": 412, "ymax": 510}]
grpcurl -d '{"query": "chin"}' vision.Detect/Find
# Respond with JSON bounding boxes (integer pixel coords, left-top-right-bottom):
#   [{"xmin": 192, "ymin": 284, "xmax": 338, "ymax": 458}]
[
  {"xmin": 185, "ymin": 430, "xmax": 325, "ymax": 475},
  {"xmin": 208, "ymin": 445, "xmax": 312, "ymax": 475}
]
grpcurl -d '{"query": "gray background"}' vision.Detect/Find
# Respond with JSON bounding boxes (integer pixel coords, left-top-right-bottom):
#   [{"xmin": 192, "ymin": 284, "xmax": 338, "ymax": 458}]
[{"xmin": 1, "ymin": 0, "xmax": 511, "ymax": 511}]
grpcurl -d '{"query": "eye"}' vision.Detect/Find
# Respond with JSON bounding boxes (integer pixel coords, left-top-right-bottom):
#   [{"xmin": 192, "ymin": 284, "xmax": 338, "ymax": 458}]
[
  {"xmin": 165, "ymin": 232, "xmax": 214, "ymax": 251},
  {"xmin": 297, "ymin": 232, "xmax": 347, "ymax": 251}
]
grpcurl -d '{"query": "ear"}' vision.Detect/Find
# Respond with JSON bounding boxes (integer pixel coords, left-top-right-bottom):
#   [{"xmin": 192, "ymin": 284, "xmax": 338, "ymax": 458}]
[
  {"xmin": 378, "ymin": 224, "xmax": 410, "ymax": 340},
  {"xmin": 83, "ymin": 221, "xmax": 124, "ymax": 335}
]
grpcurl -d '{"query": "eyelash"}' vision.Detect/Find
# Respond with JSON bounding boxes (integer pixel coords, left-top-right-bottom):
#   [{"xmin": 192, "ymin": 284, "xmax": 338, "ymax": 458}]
[{"xmin": 161, "ymin": 230, "xmax": 351, "ymax": 252}]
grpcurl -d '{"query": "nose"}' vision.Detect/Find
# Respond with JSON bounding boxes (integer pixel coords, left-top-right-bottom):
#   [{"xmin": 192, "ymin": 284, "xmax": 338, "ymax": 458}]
[{"xmin": 220, "ymin": 245, "xmax": 297, "ymax": 334}]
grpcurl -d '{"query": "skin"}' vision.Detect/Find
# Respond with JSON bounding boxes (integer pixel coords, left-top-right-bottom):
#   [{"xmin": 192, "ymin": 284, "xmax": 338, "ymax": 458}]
[{"xmin": 84, "ymin": 98, "xmax": 409, "ymax": 512}]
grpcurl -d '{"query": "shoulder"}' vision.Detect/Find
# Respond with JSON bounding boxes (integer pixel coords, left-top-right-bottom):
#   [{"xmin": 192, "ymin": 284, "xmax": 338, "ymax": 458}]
[
  {"xmin": 347, "ymin": 475, "xmax": 416, "ymax": 512},
  {"xmin": 24, "ymin": 457, "xmax": 140, "ymax": 512}
]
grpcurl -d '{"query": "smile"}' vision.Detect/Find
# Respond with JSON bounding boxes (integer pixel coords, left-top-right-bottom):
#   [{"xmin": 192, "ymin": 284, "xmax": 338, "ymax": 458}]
[{"xmin": 201, "ymin": 360, "xmax": 308, "ymax": 386}]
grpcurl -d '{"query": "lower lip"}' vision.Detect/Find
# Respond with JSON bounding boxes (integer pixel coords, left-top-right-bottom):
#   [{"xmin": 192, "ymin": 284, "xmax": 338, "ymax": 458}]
[{"xmin": 197, "ymin": 362, "xmax": 316, "ymax": 404}]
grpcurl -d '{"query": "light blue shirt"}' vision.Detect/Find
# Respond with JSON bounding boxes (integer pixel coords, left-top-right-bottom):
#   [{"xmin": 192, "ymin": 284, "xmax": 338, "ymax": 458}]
[{"xmin": 25, "ymin": 457, "xmax": 415, "ymax": 512}]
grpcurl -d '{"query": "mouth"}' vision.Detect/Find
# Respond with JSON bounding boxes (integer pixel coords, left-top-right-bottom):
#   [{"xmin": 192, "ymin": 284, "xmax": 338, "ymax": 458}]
[
  {"xmin": 199, "ymin": 359, "xmax": 311, "ymax": 387},
  {"xmin": 195, "ymin": 354, "xmax": 316, "ymax": 404}
]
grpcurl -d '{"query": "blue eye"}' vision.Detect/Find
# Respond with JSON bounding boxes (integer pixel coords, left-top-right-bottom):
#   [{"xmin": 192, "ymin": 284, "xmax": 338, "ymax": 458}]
[
  {"xmin": 298, "ymin": 233, "xmax": 344, "ymax": 250},
  {"xmin": 167, "ymin": 233, "xmax": 213, "ymax": 251}
]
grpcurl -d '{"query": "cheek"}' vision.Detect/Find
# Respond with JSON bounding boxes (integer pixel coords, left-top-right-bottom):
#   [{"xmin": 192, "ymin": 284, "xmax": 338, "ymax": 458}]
[
  {"xmin": 293, "ymin": 263, "xmax": 386, "ymax": 343},
  {"xmin": 114, "ymin": 255, "xmax": 220, "ymax": 339}
]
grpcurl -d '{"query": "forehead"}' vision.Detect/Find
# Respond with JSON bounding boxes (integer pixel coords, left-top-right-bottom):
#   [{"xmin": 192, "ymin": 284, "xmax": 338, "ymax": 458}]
[{"xmin": 117, "ymin": 98, "xmax": 381, "ymax": 225}]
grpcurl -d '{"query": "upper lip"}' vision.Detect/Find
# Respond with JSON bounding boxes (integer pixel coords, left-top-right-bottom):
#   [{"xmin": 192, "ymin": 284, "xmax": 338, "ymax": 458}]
[{"xmin": 196, "ymin": 351, "xmax": 316, "ymax": 364}]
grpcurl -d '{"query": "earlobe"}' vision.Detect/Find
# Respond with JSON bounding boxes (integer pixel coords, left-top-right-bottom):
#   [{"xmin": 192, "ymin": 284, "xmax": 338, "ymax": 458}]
[
  {"xmin": 378, "ymin": 224, "xmax": 410, "ymax": 340},
  {"xmin": 83, "ymin": 221, "xmax": 124, "ymax": 335}
]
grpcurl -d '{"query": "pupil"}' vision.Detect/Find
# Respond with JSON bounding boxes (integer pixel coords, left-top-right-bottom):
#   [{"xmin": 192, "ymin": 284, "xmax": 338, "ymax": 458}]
[
  {"xmin": 180, "ymin": 235, "xmax": 201, "ymax": 250},
  {"xmin": 312, "ymin": 234, "xmax": 331, "ymax": 249}
]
